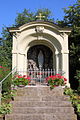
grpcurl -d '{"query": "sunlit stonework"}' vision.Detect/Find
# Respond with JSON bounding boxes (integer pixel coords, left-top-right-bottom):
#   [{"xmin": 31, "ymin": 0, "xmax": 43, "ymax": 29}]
[{"xmin": 9, "ymin": 21, "xmax": 71, "ymax": 86}]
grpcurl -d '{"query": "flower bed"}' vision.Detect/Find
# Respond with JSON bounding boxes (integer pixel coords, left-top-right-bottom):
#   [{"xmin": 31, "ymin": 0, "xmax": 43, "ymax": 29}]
[
  {"xmin": 46, "ymin": 74, "xmax": 67, "ymax": 89},
  {"xmin": 13, "ymin": 75, "xmax": 31, "ymax": 87}
]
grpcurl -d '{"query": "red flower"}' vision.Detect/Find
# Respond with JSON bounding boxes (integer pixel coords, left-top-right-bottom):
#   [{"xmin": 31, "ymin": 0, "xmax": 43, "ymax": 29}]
[
  {"xmin": 23, "ymin": 75, "xmax": 27, "ymax": 78},
  {"xmin": 18, "ymin": 75, "xmax": 23, "ymax": 78},
  {"xmin": 46, "ymin": 74, "xmax": 67, "ymax": 82},
  {"xmin": 64, "ymin": 78, "xmax": 67, "ymax": 81},
  {"xmin": 0, "ymin": 66, "xmax": 3, "ymax": 68}
]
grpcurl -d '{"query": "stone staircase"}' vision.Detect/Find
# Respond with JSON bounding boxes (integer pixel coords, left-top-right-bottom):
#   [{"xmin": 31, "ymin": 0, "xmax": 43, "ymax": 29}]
[{"xmin": 5, "ymin": 86, "xmax": 77, "ymax": 120}]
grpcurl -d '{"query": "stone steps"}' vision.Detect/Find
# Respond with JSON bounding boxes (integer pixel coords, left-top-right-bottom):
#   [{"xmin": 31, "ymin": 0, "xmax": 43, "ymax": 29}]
[
  {"xmin": 5, "ymin": 113, "xmax": 77, "ymax": 120},
  {"xmin": 12, "ymin": 107, "xmax": 74, "ymax": 114},
  {"xmin": 5, "ymin": 86, "xmax": 77, "ymax": 120},
  {"xmin": 14, "ymin": 95, "xmax": 70, "ymax": 101},
  {"xmin": 11, "ymin": 101, "xmax": 72, "ymax": 107},
  {"xmin": 16, "ymin": 86, "xmax": 64, "ymax": 96}
]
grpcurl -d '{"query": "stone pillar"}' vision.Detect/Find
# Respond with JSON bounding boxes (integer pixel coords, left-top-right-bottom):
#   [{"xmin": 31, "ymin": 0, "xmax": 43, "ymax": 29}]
[
  {"xmin": 12, "ymin": 52, "xmax": 17, "ymax": 71},
  {"xmin": 62, "ymin": 52, "xmax": 70, "ymax": 87},
  {"xmin": 62, "ymin": 32, "xmax": 70, "ymax": 87},
  {"xmin": 53, "ymin": 54, "xmax": 56, "ymax": 72},
  {"xmin": 23, "ymin": 52, "xmax": 27, "ymax": 75},
  {"xmin": 12, "ymin": 33, "xmax": 18, "ymax": 72},
  {"xmin": 17, "ymin": 52, "xmax": 25, "ymax": 75},
  {"xmin": 55, "ymin": 51, "xmax": 59, "ymax": 74},
  {"xmin": 58, "ymin": 53, "xmax": 62, "ymax": 71}
]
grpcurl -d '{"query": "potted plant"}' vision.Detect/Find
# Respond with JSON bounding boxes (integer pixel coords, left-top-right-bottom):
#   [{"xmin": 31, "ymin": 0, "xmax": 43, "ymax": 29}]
[
  {"xmin": 12, "ymin": 75, "xmax": 31, "ymax": 87},
  {"xmin": 46, "ymin": 74, "xmax": 67, "ymax": 89}
]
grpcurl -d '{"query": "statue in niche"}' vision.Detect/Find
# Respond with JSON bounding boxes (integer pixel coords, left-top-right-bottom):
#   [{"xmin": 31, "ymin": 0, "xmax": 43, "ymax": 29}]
[
  {"xmin": 28, "ymin": 60, "xmax": 38, "ymax": 70},
  {"xmin": 38, "ymin": 50, "xmax": 44, "ymax": 69}
]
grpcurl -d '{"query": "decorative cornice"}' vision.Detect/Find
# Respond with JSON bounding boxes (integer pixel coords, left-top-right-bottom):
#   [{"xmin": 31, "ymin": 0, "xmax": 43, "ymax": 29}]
[{"xmin": 8, "ymin": 21, "xmax": 72, "ymax": 34}]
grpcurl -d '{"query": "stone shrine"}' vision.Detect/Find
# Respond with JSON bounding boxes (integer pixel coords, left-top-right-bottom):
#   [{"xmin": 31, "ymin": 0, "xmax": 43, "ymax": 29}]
[{"xmin": 9, "ymin": 20, "xmax": 71, "ymax": 86}]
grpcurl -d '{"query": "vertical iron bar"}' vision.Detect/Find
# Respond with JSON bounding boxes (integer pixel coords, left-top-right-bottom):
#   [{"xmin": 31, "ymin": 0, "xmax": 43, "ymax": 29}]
[
  {"xmin": 48, "ymin": 69, "xmax": 50, "ymax": 77},
  {"xmin": 43, "ymin": 69, "xmax": 44, "ymax": 83},
  {"xmin": 54, "ymin": 69, "xmax": 55, "ymax": 75},
  {"xmin": 51, "ymin": 69, "xmax": 52, "ymax": 76},
  {"xmin": 40, "ymin": 67, "xmax": 41, "ymax": 84}
]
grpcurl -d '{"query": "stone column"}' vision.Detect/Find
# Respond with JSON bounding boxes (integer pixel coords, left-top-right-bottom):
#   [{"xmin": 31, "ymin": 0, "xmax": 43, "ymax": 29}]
[
  {"xmin": 53, "ymin": 54, "xmax": 56, "ymax": 72},
  {"xmin": 62, "ymin": 32, "xmax": 70, "ymax": 87},
  {"xmin": 58, "ymin": 53, "xmax": 62, "ymax": 71},
  {"xmin": 12, "ymin": 51, "xmax": 18, "ymax": 74},
  {"xmin": 26, "ymin": 47, "xmax": 29, "ymax": 75},
  {"xmin": 16, "ymin": 50, "xmax": 25, "ymax": 74},
  {"xmin": 23, "ymin": 52, "xmax": 27, "ymax": 75},
  {"xmin": 55, "ymin": 51, "xmax": 59, "ymax": 74},
  {"xmin": 12, "ymin": 33, "xmax": 19, "ymax": 72},
  {"xmin": 62, "ymin": 52, "xmax": 70, "ymax": 87}
]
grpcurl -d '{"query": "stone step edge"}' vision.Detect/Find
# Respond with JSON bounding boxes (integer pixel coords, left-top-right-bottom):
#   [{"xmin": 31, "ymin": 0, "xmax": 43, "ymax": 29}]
[
  {"xmin": 12, "ymin": 106, "xmax": 73, "ymax": 108},
  {"xmin": 10, "ymin": 101, "xmax": 72, "ymax": 107},
  {"xmin": 11, "ymin": 100, "xmax": 71, "ymax": 103},
  {"xmin": 5, "ymin": 113, "xmax": 77, "ymax": 119},
  {"xmin": 6, "ymin": 113, "xmax": 76, "ymax": 116}
]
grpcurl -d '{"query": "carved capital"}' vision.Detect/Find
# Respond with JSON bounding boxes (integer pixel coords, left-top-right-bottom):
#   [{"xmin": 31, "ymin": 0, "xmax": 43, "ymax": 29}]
[
  {"xmin": 13, "ymin": 32, "xmax": 20, "ymax": 38},
  {"xmin": 60, "ymin": 32, "xmax": 69, "ymax": 38}
]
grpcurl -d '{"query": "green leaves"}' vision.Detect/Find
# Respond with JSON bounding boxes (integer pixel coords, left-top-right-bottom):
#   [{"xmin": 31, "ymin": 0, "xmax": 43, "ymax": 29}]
[
  {"xmin": 63, "ymin": 1, "xmax": 80, "ymax": 28},
  {"xmin": 64, "ymin": 87, "xmax": 80, "ymax": 117},
  {"xmin": 77, "ymin": 104, "xmax": 80, "ymax": 115},
  {"xmin": 64, "ymin": 87, "xmax": 74, "ymax": 96},
  {"xmin": 15, "ymin": 8, "xmax": 54, "ymax": 27},
  {"xmin": 15, "ymin": 9, "xmax": 35, "ymax": 26},
  {"xmin": 60, "ymin": 0, "xmax": 80, "ymax": 89},
  {"xmin": 0, "ymin": 103, "xmax": 12, "ymax": 115}
]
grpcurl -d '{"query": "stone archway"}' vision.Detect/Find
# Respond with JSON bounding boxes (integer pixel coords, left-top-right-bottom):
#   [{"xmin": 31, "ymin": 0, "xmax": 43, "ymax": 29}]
[
  {"xmin": 27, "ymin": 45, "xmax": 53, "ymax": 70},
  {"xmin": 10, "ymin": 21, "xmax": 71, "ymax": 86}
]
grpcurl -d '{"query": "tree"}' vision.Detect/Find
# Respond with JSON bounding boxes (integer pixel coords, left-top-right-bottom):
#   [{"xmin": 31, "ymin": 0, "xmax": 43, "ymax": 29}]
[
  {"xmin": 15, "ymin": 8, "xmax": 54, "ymax": 27},
  {"xmin": 57, "ymin": 0, "xmax": 80, "ymax": 89},
  {"xmin": 15, "ymin": 9, "xmax": 35, "ymax": 27},
  {"xmin": 0, "ymin": 27, "xmax": 12, "ymax": 68}
]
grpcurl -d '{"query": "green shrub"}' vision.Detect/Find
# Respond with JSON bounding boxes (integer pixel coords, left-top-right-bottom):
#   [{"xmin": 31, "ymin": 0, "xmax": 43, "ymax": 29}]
[
  {"xmin": 64, "ymin": 87, "xmax": 80, "ymax": 118},
  {"xmin": 76, "ymin": 104, "xmax": 80, "ymax": 117},
  {"xmin": 64, "ymin": 87, "xmax": 74, "ymax": 96},
  {"xmin": 0, "ymin": 103, "xmax": 12, "ymax": 115},
  {"xmin": 2, "ymin": 90, "xmax": 16, "ymax": 103},
  {"xmin": 0, "ymin": 66, "xmax": 12, "ymax": 93},
  {"xmin": 75, "ymin": 70, "xmax": 80, "ymax": 94}
]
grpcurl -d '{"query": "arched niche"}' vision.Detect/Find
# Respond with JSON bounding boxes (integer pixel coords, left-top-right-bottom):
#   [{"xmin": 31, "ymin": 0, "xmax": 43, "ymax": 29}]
[{"xmin": 27, "ymin": 44, "xmax": 53, "ymax": 70}]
